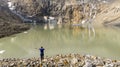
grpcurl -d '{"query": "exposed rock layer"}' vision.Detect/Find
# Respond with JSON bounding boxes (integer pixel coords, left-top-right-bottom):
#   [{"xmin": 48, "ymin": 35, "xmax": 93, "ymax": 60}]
[
  {"xmin": 11, "ymin": 0, "xmax": 120, "ymax": 27},
  {"xmin": 10, "ymin": 0, "xmax": 102, "ymax": 24},
  {"xmin": 0, "ymin": 0, "xmax": 29, "ymax": 38}
]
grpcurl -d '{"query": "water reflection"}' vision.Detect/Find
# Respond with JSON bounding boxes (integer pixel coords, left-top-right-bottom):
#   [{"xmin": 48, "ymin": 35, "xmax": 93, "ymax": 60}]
[
  {"xmin": 10, "ymin": 37, "xmax": 16, "ymax": 43},
  {"xmin": 72, "ymin": 20, "xmax": 95, "ymax": 39},
  {"xmin": 23, "ymin": 31, "xmax": 28, "ymax": 34},
  {"xmin": 0, "ymin": 50, "xmax": 5, "ymax": 54},
  {"xmin": 87, "ymin": 21, "xmax": 95, "ymax": 38},
  {"xmin": 0, "ymin": 25, "xmax": 120, "ymax": 60},
  {"xmin": 43, "ymin": 16, "xmax": 63, "ymax": 30}
]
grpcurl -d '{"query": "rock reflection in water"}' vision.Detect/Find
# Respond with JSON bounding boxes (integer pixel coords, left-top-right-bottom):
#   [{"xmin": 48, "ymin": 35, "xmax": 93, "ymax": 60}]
[
  {"xmin": 43, "ymin": 16, "xmax": 62, "ymax": 30},
  {"xmin": 72, "ymin": 20, "xmax": 95, "ymax": 39},
  {"xmin": 0, "ymin": 25, "xmax": 120, "ymax": 59},
  {"xmin": 10, "ymin": 37, "xmax": 16, "ymax": 43},
  {"xmin": 0, "ymin": 50, "xmax": 5, "ymax": 54}
]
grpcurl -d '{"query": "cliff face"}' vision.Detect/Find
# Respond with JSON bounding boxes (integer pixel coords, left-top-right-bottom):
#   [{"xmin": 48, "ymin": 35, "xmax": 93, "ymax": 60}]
[
  {"xmin": 9, "ymin": 0, "xmax": 102, "ymax": 25},
  {"xmin": 11, "ymin": 0, "xmax": 120, "ymax": 27},
  {"xmin": 94, "ymin": 0, "xmax": 120, "ymax": 27},
  {"xmin": 0, "ymin": 0, "xmax": 29, "ymax": 38}
]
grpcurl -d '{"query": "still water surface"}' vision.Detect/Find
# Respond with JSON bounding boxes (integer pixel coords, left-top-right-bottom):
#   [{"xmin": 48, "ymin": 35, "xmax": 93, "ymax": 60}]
[{"xmin": 0, "ymin": 25, "xmax": 120, "ymax": 60}]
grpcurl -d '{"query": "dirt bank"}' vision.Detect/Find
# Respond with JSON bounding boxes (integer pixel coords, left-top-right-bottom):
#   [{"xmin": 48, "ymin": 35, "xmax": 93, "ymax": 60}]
[{"xmin": 0, "ymin": 2, "xmax": 30, "ymax": 38}]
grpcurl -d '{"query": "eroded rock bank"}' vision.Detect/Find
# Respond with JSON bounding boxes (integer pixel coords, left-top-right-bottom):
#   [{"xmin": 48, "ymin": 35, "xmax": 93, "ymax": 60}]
[{"xmin": 0, "ymin": 0, "xmax": 29, "ymax": 38}]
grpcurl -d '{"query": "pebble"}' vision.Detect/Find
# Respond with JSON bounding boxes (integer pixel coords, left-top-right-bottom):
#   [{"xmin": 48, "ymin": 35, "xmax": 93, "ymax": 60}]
[{"xmin": 0, "ymin": 54, "xmax": 120, "ymax": 67}]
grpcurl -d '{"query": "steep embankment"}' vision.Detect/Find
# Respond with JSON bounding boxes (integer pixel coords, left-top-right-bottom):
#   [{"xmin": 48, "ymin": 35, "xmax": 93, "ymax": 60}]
[
  {"xmin": 12, "ymin": 0, "xmax": 120, "ymax": 27},
  {"xmin": 94, "ymin": 0, "xmax": 120, "ymax": 27},
  {"xmin": 0, "ymin": 0, "xmax": 29, "ymax": 38},
  {"xmin": 9, "ymin": 0, "xmax": 90, "ymax": 24}
]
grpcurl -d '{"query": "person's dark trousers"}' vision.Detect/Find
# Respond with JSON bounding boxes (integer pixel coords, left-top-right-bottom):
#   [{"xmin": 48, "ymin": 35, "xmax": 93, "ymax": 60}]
[{"xmin": 40, "ymin": 54, "xmax": 44, "ymax": 61}]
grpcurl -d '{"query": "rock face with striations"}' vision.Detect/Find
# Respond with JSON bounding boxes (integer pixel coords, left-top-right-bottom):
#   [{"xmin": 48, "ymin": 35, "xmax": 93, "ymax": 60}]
[
  {"xmin": 9, "ymin": 0, "xmax": 100, "ymax": 24},
  {"xmin": 94, "ymin": 0, "xmax": 120, "ymax": 27},
  {"xmin": 11, "ymin": 0, "xmax": 120, "ymax": 27},
  {"xmin": 0, "ymin": 0, "xmax": 29, "ymax": 38}
]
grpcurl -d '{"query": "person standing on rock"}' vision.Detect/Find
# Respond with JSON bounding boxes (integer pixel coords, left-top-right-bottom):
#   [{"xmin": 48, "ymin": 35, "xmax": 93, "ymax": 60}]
[{"xmin": 39, "ymin": 46, "xmax": 45, "ymax": 61}]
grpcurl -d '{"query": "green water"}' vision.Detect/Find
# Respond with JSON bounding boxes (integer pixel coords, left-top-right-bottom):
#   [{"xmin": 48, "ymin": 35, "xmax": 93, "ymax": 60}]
[{"xmin": 0, "ymin": 25, "xmax": 120, "ymax": 60}]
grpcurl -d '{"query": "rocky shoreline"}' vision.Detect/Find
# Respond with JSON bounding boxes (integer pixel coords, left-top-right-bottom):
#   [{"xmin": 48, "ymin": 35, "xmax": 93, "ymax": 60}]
[{"xmin": 0, "ymin": 54, "xmax": 120, "ymax": 67}]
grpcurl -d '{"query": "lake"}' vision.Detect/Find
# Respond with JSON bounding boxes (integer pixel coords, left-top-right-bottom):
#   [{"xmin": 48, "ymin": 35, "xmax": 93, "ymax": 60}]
[{"xmin": 0, "ymin": 25, "xmax": 120, "ymax": 60}]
